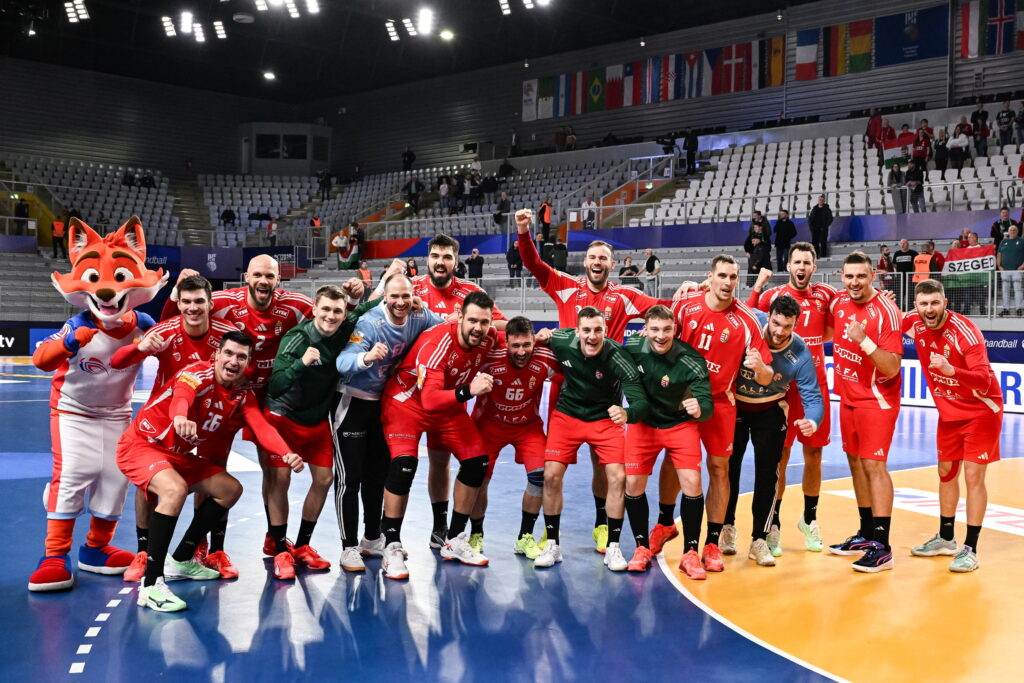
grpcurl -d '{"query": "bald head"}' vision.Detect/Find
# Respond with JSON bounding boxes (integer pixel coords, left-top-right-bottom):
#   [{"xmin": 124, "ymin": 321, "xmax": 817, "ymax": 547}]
[{"xmin": 244, "ymin": 254, "xmax": 281, "ymax": 310}]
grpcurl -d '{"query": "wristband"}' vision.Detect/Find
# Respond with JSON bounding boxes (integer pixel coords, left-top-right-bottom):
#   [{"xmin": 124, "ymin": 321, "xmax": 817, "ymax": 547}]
[
  {"xmin": 455, "ymin": 385, "xmax": 472, "ymax": 403},
  {"xmin": 858, "ymin": 337, "xmax": 878, "ymax": 355}
]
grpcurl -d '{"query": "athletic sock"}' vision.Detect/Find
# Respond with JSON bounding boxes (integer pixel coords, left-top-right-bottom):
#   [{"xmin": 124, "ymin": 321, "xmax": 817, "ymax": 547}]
[
  {"xmin": 705, "ymin": 521, "xmax": 723, "ymax": 547},
  {"xmin": 448, "ymin": 511, "xmax": 470, "ymax": 538},
  {"xmin": 771, "ymin": 498, "xmax": 782, "ymax": 529},
  {"xmin": 431, "ymin": 501, "xmax": 449, "ymax": 533},
  {"xmin": 803, "ymin": 495, "xmax": 819, "ymax": 524},
  {"xmin": 857, "ymin": 506, "xmax": 874, "ymax": 540},
  {"xmin": 209, "ymin": 514, "xmax": 228, "ymax": 553},
  {"xmin": 136, "ymin": 526, "xmax": 149, "ymax": 554},
  {"xmin": 657, "ymin": 502, "xmax": 676, "ymax": 527},
  {"xmin": 964, "ymin": 525, "xmax": 981, "ymax": 553},
  {"xmin": 269, "ymin": 523, "xmax": 288, "ymax": 555},
  {"xmin": 519, "ymin": 511, "xmax": 539, "ymax": 538},
  {"xmin": 171, "ymin": 499, "xmax": 228, "ymax": 562},
  {"xmin": 593, "ymin": 496, "xmax": 607, "ymax": 527},
  {"xmin": 381, "ymin": 516, "xmax": 403, "ymax": 546},
  {"xmin": 470, "ymin": 516, "xmax": 484, "ymax": 536},
  {"xmin": 607, "ymin": 517, "xmax": 624, "ymax": 545},
  {"xmin": 296, "ymin": 518, "xmax": 317, "ymax": 549},
  {"xmin": 144, "ymin": 512, "xmax": 177, "ymax": 587},
  {"xmin": 544, "ymin": 514, "xmax": 561, "ymax": 543},
  {"xmin": 681, "ymin": 494, "xmax": 704, "ymax": 552},
  {"xmin": 624, "ymin": 493, "xmax": 650, "ymax": 548},
  {"xmin": 939, "ymin": 515, "xmax": 956, "ymax": 541},
  {"xmin": 873, "ymin": 516, "xmax": 891, "ymax": 549},
  {"xmin": 265, "ymin": 504, "xmax": 272, "ymax": 534}
]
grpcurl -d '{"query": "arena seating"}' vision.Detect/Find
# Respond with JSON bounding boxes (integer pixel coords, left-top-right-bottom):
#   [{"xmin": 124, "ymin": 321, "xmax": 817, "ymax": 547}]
[{"xmin": 199, "ymin": 173, "xmax": 320, "ymax": 247}]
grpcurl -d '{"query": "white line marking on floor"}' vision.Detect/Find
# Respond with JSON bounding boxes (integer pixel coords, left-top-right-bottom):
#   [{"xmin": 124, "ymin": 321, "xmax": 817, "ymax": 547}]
[
  {"xmin": 76, "ymin": 644, "xmax": 92, "ymax": 655},
  {"xmin": 69, "ymin": 663, "xmax": 85, "ymax": 674},
  {"xmin": 84, "ymin": 627, "xmax": 100, "ymax": 637},
  {"xmin": 119, "ymin": 587, "xmax": 133, "ymax": 595},
  {"xmin": 106, "ymin": 600, "xmax": 121, "ymax": 608},
  {"xmin": 94, "ymin": 613, "xmax": 110, "ymax": 622}
]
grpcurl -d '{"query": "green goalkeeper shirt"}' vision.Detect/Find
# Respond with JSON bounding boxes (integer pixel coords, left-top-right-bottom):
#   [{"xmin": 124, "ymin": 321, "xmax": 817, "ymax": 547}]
[{"xmin": 624, "ymin": 335, "xmax": 714, "ymax": 429}]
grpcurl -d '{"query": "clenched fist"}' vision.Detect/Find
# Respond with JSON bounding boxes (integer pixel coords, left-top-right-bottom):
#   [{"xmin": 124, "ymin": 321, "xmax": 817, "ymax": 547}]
[
  {"xmin": 470, "ymin": 372, "xmax": 494, "ymax": 396},
  {"xmin": 301, "ymin": 347, "xmax": 321, "ymax": 366},
  {"xmin": 364, "ymin": 342, "xmax": 389, "ymax": 364}
]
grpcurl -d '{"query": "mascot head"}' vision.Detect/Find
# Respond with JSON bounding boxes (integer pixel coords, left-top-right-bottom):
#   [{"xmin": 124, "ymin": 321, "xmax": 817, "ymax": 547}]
[{"xmin": 51, "ymin": 216, "xmax": 168, "ymax": 324}]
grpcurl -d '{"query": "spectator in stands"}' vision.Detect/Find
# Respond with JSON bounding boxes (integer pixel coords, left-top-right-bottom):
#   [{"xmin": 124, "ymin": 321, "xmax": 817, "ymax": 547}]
[
  {"xmin": 317, "ymin": 170, "xmax": 332, "ymax": 201},
  {"xmin": 957, "ymin": 115, "xmax": 974, "ymax": 138},
  {"xmin": 498, "ymin": 158, "xmax": 516, "ymax": 178},
  {"xmin": 876, "ymin": 118, "xmax": 896, "ymax": 152},
  {"xmin": 642, "ymin": 248, "xmax": 661, "ymax": 296},
  {"xmin": 506, "ymin": 240, "xmax": 522, "ymax": 286},
  {"xmin": 877, "ymin": 244, "xmax": 894, "ymax": 290},
  {"xmin": 351, "ymin": 221, "xmax": 366, "ymax": 247},
  {"xmin": 358, "ymin": 261, "xmax": 372, "ymax": 294},
  {"xmin": 893, "ymin": 238, "xmax": 918, "ymax": 310},
  {"xmin": 481, "ymin": 173, "xmax": 498, "ymax": 206},
  {"xmin": 619, "ymin": 257, "xmax": 641, "ymax": 287},
  {"xmin": 220, "ymin": 208, "xmax": 237, "ymax": 227},
  {"xmin": 917, "ymin": 118, "xmax": 934, "ymax": 139},
  {"xmin": 865, "ymin": 108, "xmax": 883, "ymax": 149},
  {"xmin": 750, "ymin": 210, "xmax": 772, "ymax": 241},
  {"xmin": 895, "ymin": 123, "xmax": 916, "ymax": 148},
  {"xmin": 602, "ymin": 131, "xmax": 619, "ymax": 146},
  {"xmin": 403, "ymin": 175, "xmax": 424, "ymax": 215},
  {"xmin": 140, "ymin": 171, "xmax": 156, "ymax": 189},
  {"xmin": 997, "ymin": 224, "xmax": 1024, "ymax": 316},
  {"xmin": 466, "ymin": 248, "xmax": 485, "ymax": 284},
  {"xmin": 353, "ymin": 163, "xmax": 362, "ymax": 182},
  {"xmin": 438, "ymin": 177, "xmax": 450, "ymax": 214},
  {"xmin": 948, "ymin": 125, "xmax": 970, "ymax": 171},
  {"xmin": 773, "ymin": 209, "xmax": 796, "ymax": 271},
  {"xmin": 914, "ymin": 241, "xmax": 943, "ymax": 288},
  {"xmin": 538, "ymin": 235, "xmax": 555, "ymax": 268},
  {"xmin": 309, "ymin": 213, "xmax": 322, "ymax": 237},
  {"xmin": 121, "ymin": 170, "xmax": 135, "ymax": 187},
  {"xmin": 51, "ymin": 215, "xmax": 68, "ymax": 259},
  {"xmin": 910, "ymin": 130, "xmax": 932, "ymax": 168},
  {"xmin": 405, "ymin": 258, "xmax": 418, "ymax": 277},
  {"xmin": 565, "ymin": 127, "xmax": 577, "ymax": 151},
  {"xmin": 467, "ymin": 173, "xmax": 482, "ymax": 207},
  {"xmin": 266, "ymin": 216, "xmax": 278, "ymax": 247},
  {"xmin": 332, "ymin": 230, "xmax": 349, "ymax": 269},
  {"xmin": 970, "ymin": 103, "xmax": 988, "ymax": 131},
  {"xmin": 538, "ymin": 197, "xmax": 554, "ymax": 242},
  {"xmin": 13, "ymin": 197, "xmax": 29, "ymax": 235},
  {"xmin": 455, "ymin": 259, "xmax": 467, "ymax": 279},
  {"xmin": 746, "ymin": 235, "xmax": 771, "ymax": 287},
  {"xmin": 996, "ymin": 101, "xmax": 1016, "ymax": 148},
  {"xmin": 402, "ymin": 146, "xmax": 416, "ymax": 172},
  {"xmin": 958, "ymin": 228, "xmax": 971, "ymax": 248},
  {"xmin": 974, "ymin": 118, "xmax": 990, "ymax": 157},
  {"xmin": 684, "ymin": 127, "xmax": 699, "ymax": 174},
  {"xmin": 963, "ymin": 231, "xmax": 989, "ymax": 315},
  {"xmin": 744, "ymin": 220, "xmax": 771, "ymax": 263},
  {"xmin": 511, "ymin": 128, "xmax": 519, "ymax": 156},
  {"xmin": 887, "ymin": 162, "xmax": 906, "ymax": 213},
  {"xmin": 97, "ymin": 211, "xmax": 109, "ymax": 227},
  {"xmin": 991, "ymin": 207, "xmax": 1021, "ymax": 248},
  {"xmin": 904, "ymin": 159, "xmax": 926, "ymax": 213},
  {"xmin": 553, "ymin": 239, "xmax": 568, "ymax": 272},
  {"xmin": 933, "ymin": 128, "xmax": 949, "ymax": 174},
  {"xmin": 808, "ymin": 195, "xmax": 833, "ymax": 258},
  {"xmin": 581, "ymin": 196, "xmax": 597, "ymax": 230},
  {"xmin": 470, "ymin": 156, "xmax": 482, "ymax": 174},
  {"xmin": 494, "ymin": 190, "xmax": 511, "ymax": 228},
  {"xmin": 1017, "ymin": 101, "xmax": 1024, "ymax": 144}
]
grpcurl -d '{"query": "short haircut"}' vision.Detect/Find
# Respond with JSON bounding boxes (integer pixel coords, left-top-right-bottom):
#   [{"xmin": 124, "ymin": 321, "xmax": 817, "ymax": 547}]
[
  {"xmin": 587, "ymin": 240, "xmax": 614, "ymax": 256},
  {"xmin": 644, "ymin": 304, "xmax": 675, "ymax": 323},
  {"xmin": 383, "ymin": 272, "xmax": 411, "ymax": 290},
  {"xmin": 925, "ymin": 240, "xmax": 935, "ymax": 247},
  {"xmin": 915, "ymin": 279, "xmax": 945, "ymax": 298},
  {"xmin": 461, "ymin": 290, "xmax": 493, "ymax": 313},
  {"xmin": 315, "ymin": 284, "xmax": 346, "ymax": 303},
  {"xmin": 177, "ymin": 274, "xmax": 212, "ymax": 299},
  {"xmin": 843, "ymin": 251, "xmax": 873, "ymax": 268},
  {"xmin": 789, "ymin": 241, "xmax": 816, "ymax": 262},
  {"xmin": 710, "ymin": 253, "xmax": 738, "ymax": 271},
  {"xmin": 577, "ymin": 306, "xmax": 603, "ymax": 323},
  {"xmin": 769, "ymin": 294, "xmax": 801, "ymax": 319},
  {"xmin": 505, "ymin": 316, "xmax": 534, "ymax": 337},
  {"xmin": 220, "ymin": 329, "xmax": 253, "ymax": 350},
  {"xmin": 429, "ymin": 233, "xmax": 460, "ymax": 255}
]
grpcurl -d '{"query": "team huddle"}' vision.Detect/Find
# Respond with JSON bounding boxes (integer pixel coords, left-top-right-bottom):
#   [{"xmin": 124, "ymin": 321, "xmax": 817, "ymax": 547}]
[{"xmin": 27, "ymin": 209, "xmax": 1002, "ymax": 613}]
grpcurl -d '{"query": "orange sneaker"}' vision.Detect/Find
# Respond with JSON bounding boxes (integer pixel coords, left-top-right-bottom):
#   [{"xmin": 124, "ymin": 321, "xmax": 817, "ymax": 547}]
[
  {"xmin": 701, "ymin": 543, "xmax": 724, "ymax": 572},
  {"xmin": 292, "ymin": 545, "xmax": 331, "ymax": 571},
  {"xmin": 123, "ymin": 551, "xmax": 148, "ymax": 583},
  {"xmin": 273, "ymin": 551, "xmax": 296, "ymax": 580},
  {"xmin": 678, "ymin": 549, "xmax": 707, "ymax": 580},
  {"xmin": 194, "ymin": 539, "xmax": 209, "ymax": 563},
  {"xmin": 263, "ymin": 534, "xmax": 295, "ymax": 557},
  {"xmin": 203, "ymin": 550, "xmax": 239, "ymax": 579},
  {"xmin": 648, "ymin": 523, "xmax": 680, "ymax": 554},
  {"xmin": 627, "ymin": 546, "xmax": 653, "ymax": 572}
]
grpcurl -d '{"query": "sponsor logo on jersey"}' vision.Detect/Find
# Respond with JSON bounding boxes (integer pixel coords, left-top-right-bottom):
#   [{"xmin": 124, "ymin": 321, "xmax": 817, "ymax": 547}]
[
  {"xmin": 784, "ymin": 351, "xmax": 797, "ymax": 365},
  {"xmin": 491, "ymin": 365, "xmax": 507, "ymax": 375},
  {"xmin": 943, "ymin": 344, "xmax": 951, "ymax": 358},
  {"xmin": 188, "ymin": 352, "xmax": 201, "ymax": 361},
  {"xmin": 232, "ymin": 308, "xmax": 246, "ymax": 320},
  {"xmin": 450, "ymin": 367, "xmax": 458, "ymax": 375},
  {"xmin": 978, "ymin": 452, "xmax": 989, "ymax": 461},
  {"xmin": 834, "ymin": 346, "xmax": 862, "ymax": 363},
  {"xmin": 257, "ymin": 359, "xmax": 274, "ymax": 369},
  {"xmin": 873, "ymin": 448, "xmax": 886, "ymax": 457},
  {"xmin": 272, "ymin": 308, "xmax": 288, "ymax": 318},
  {"xmin": 726, "ymin": 313, "xmax": 739, "ymax": 327},
  {"xmin": 703, "ymin": 322, "xmax": 715, "ymax": 331},
  {"xmin": 203, "ymin": 398, "xmax": 212, "ymax": 409},
  {"xmin": 256, "ymin": 323, "xmax": 268, "ymax": 332},
  {"xmin": 561, "ymin": 360, "xmax": 572, "ymax": 368},
  {"xmin": 78, "ymin": 357, "xmax": 108, "ymax": 374},
  {"xmin": 705, "ymin": 360, "xmax": 722, "ymax": 374},
  {"xmin": 511, "ymin": 378, "xmax": 522, "ymax": 386}
]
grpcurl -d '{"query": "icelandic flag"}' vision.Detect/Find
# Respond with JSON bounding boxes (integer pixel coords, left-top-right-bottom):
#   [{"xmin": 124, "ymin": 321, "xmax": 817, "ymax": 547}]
[{"xmin": 986, "ymin": 0, "xmax": 1017, "ymax": 55}]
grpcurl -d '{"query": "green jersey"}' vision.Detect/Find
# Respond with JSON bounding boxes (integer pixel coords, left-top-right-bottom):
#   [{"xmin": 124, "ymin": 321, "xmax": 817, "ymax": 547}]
[
  {"xmin": 624, "ymin": 335, "xmax": 714, "ymax": 429},
  {"xmin": 547, "ymin": 328, "xmax": 649, "ymax": 423}
]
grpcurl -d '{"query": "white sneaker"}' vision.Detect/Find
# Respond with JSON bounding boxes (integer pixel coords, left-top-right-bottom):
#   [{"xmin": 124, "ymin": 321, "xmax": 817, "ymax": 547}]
[
  {"xmin": 382, "ymin": 542, "xmax": 409, "ymax": 580},
  {"xmin": 358, "ymin": 535, "xmax": 385, "ymax": 558},
  {"xmin": 534, "ymin": 540, "xmax": 563, "ymax": 568},
  {"xmin": 720, "ymin": 524, "xmax": 738, "ymax": 555},
  {"xmin": 440, "ymin": 532, "xmax": 489, "ymax": 566},
  {"xmin": 341, "ymin": 546, "xmax": 365, "ymax": 573},
  {"xmin": 603, "ymin": 542, "xmax": 628, "ymax": 571},
  {"xmin": 748, "ymin": 538, "xmax": 776, "ymax": 566},
  {"xmin": 767, "ymin": 524, "xmax": 783, "ymax": 557}
]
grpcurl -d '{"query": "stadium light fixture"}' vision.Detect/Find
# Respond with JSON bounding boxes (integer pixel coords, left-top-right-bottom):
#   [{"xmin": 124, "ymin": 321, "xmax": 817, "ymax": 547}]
[
  {"xmin": 439, "ymin": 29, "xmax": 454, "ymax": 41},
  {"xmin": 498, "ymin": 0, "xmax": 511, "ymax": 15},
  {"xmin": 194, "ymin": 22, "xmax": 206, "ymax": 42},
  {"xmin": 64, "ymin": 3, "xmax": 79, "ymax": 23},
  {"xmin": 402, "ymin": 18, "xmax": 418, "ymax": 36},
  {"xmin": 213, "ymin": 20, "xmax": 227, "ymax": 39},
  {"xmin": 537, "ymin": 0, "xmax": 550, "ymax": 6},
  {"xmin": 161, "ymin": 16, "xmax": 176, "ymax": 37},
  {"xmin": 27, "ymin": 21, "xmax": 36, "ymax": 36},
  {"xmin": 181, "ymin": 11, "xmax": 193, "ymax": 34},
  {"xmin": 284, "ymin": 0, "xmax": 300, "ymax": 18},
  {"xmin": 385, "ymin": 20, "xmax": 400, "ymax": 41},
  {"xmin": 522, "ymin": 0, "xmax": 535, "ymax": 9},
  {"xmin": 269, "ymin": 0, "xmax": 284, "ymax": 6},
  {"xmin": 417, "ymin": 8, "xmax": 434, "ymax": 35},
  {"xmin": 305, "ymin": 0, "xmax": 320, "ymax": 14},
  {"xmin": 74, "ymin": 0, "xmax": 89, "ymax": 20},
  {"xmin": 264, "ymin": 71, "xmax": 276, "ymax": 80},
  {"xmin": 254, "ymin": 0, "xmax": 269, "ymax": 10},
  {"xmin": 640, "ymin": 36, "xmax": 645, "ymax": 47}
]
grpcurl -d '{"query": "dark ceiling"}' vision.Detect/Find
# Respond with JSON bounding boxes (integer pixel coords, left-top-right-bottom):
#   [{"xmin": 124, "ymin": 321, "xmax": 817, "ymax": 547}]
[{"xmin": 1, "ymin": 0, "xmax": 817, "ymax": 103}]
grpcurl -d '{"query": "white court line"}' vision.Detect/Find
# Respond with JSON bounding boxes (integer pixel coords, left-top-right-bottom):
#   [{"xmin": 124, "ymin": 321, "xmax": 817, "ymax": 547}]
[
  {"xmin": 119, "ymin": 587, "xmax": 133, "ymax": 595},
  {"xmin": 84, "ymin": 627, "xmax": 100, "ymax": 637},
  {"xmin": 94, "ymin": 613, "xmax": 110, "ymax": 622},
  {"xmin": 106, "ymin": 599, "xmax": 121, "ymax": 608},
  {"xmin": 69, "ymin": 663, "xmax": 85, "ymax": 674},
  {"xmin": 76, "ymin": 644, "xmax": 92, "ymax": 655}
]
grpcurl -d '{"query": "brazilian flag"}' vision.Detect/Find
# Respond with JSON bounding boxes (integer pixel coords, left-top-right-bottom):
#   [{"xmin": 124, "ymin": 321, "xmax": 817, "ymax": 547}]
[{"xmin": 586, "ymin": 70, "xmax": 605, "ymax": 113}]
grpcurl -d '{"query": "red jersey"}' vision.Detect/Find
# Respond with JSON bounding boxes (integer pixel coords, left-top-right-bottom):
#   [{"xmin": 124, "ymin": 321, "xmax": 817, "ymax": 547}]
[
  {"xmin": 671, "ymin": 291, "xmax": 772, "ymax": 399},
  {"xmin": 750, "ymin": 281, "xmax": 838, "ymax": 385},
  {"xmin": 210, "ymin": 287, "xmax": 313, "ymax": 397},
  {"xmin": 133, "ymin": 361, "xmax": 291, "ymax": 457},
  {"xmin": 472, "ymin": 346, "xmax": 559, "ymax": 426},
  {"xmin": 384, "ymin": 320, "xmax": 498, "ymax": 413},
  {"xmin": 829, "ymin": 291, "xmax": 903, "ymax": 409},
  {"xmin": 902, "ymin": 311, "xmax": 1002, "ymax": 420},
  {"xmin": 519, "ymin": 236, "xmax": 666, "ymax": 341},
  {"xmin": 112, "ymin": 315, "xmax": 238, "ymax": 391},
  {"xmin": 411, "ymin": 274, "xmax": 507, "ymax": 321}
]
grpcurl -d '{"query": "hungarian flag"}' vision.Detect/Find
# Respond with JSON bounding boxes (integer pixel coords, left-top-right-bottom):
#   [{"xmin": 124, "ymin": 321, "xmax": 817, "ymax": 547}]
[
  {"xmin": 942, "ymin": 244, "xmax": 996, "ymax": 291},
  {"xmin": 605, "ymin": 64, "xmax": 624, "ymax": 110},
  {"xmin": 823, "ymin": 24, "xmax": 848, "ymax": 77},
  {"xmin": 795, "ymin": 29, "xmax": 819, "ymax": 80},
  {"xmin": 964, "ymin": 0, "xmax": 1017, "ymax": 56},
  {"xmin": 623, "ymin": 62, "xmax": 643, "ymax": 106},
  {"xmin": 586, "ymin": 70, "xmax": 605, "ymax": 112},
  {"xmin": 847, "ymin": 19, "xmax": 873, "ymax": 72},
  {"xmin": 882, "ymin": 139, "xmax": 909, "ymax": 168}
]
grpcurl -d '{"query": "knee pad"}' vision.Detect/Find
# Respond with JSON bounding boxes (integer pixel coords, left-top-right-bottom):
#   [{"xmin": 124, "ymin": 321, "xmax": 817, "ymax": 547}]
[
  {"xmin": 525, "ymin": 468, "xmax": 544, "ymax": 498},
  {"xmin": 456, "ymin": 456, "xmax": 488, "ymax": 488},
  {"xmin": 384, "ymin": 456, "xmax": 418, "ymax": 496}
]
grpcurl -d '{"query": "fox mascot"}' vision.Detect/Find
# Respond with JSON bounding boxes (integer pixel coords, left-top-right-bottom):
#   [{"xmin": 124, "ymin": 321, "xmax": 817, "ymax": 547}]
[{"xmin": 29, "ymin": 216, "xmax": 167, "ymax": 591}]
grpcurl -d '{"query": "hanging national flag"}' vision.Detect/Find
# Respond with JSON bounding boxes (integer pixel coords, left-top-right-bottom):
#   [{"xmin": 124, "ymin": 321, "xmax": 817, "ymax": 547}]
[
  {"xmin": 795, "ymin": 29, "xmax": 819, "ymax": 80},
  {"xmin": 752, "ymin": 36, "xmax": 784, "ymax": 88},
  {"xmin": 875, "ymin": 6, "xmax": 949, "ymax": 66},
  {"xmin": 712, "ymin": 43, "xmax": 749, "ymax": 94},
  {"xmin": 521, "ymin": 79, "xmax": 538, "ymax": 122},
  {"xmin": 569, "ymin": 71, "xmax": 586, "ymax": 115},
  {"xmin": 659, "ymin": 54, "xmax": 677, "ymax": 101},
  {"xmin": 750, "ymin": 41, "xmax": 761, "ymax": 90},
  {"xmin": 768, "ymin": 35, "xmax": 785, "ymax": 86},
  {"xmin": 555, "ymin": 73, "xmax": 570, "ymax": 117},
  {"xmin": 848, "ymin": 19, "xmax": 873, "ymax": 72},
  {"xmin": 986, "ymin": 0, "xmax": 1016, "ymax": 55},
  {"xmin": 623, "ymin": 62, "xmax": 642, "ymax": 106},
  {"xmin": 537, "ymin": 77, "xmax": 555, "ymax": 119},
  {"xmin": 1018, "ymin": 9, "xmax": 1024, "ymax": 48},
  {"xmin": 643, "ymin": 57, "xmax": 661, "ymax": 104},
  {"xmin": 586, "ymin": 70, "xmax": 606, "ymax": 112},
  {"xmin": 823, "ymin": 24, "xmax": 848, "ymax": 77},
  {"xmin": 605, "ymin": 64, "xmax": 624, "ymax": 110},
  {"xmin": 962, "ymin": 1, "xmax": 983, "ymax": 58},
  {"xmin": 681, "ymin": 51, "xmax": 709, "ymax": 98}
]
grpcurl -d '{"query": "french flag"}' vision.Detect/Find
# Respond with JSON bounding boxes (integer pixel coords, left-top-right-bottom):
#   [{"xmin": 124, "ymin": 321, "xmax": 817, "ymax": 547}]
[{"xmin": 795, "ymin": 29, "xmax": 819, "ymax": 80}]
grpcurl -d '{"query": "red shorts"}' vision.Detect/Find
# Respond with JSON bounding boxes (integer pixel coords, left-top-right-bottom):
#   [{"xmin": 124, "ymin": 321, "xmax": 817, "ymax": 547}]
[
  {"xmin": 698, "ymin": 396, "xmax": 737, "ymax": 458},
  {"xmin": 625, "ymin": 421, "xmax": 702, "ymax": 475},
  {"xmin": 264, "ymin": 411, "xmax": 334, "ymax": 469},
  {"xmin": 425, "ymin": 405, "xmax": 469, "ymax": 452},
  {"xmin": 381, "ymin": 396, "xmax": 483, "ymax": 462},
  {"xmin": 116, "ymin": 430, "xmax": 224, "ymax": 497},
  {"xmin": 475, "ymin": 415, "xmax": 546, "ymax": 478},
  {"xmin": 936, "ymin": 412, "xmax": 1002, "ymax": 465},
  {"xmin": 783, "ymin": 382, "xmax": 832, "ymax": 448},
  {"xmin": 839, "ymin": 403, "xmax": 900, "ymax": 460},
  {"xmin": 544, "ymin": 411, "xmax": 625, "ymax": 466}
]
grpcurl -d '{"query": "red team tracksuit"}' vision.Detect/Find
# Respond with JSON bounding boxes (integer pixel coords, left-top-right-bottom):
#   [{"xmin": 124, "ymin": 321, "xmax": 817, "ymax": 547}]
[
  {"xmin": 902, "ymin": 311, "xmax": 1002, "ymax": 463},
  {"xmin": 749, "ymin": 282, "xmax": 839, "ymax": 447},
  {"xmin": 671, "ymin": 291, "xmax": 773, "ymax": 457}
]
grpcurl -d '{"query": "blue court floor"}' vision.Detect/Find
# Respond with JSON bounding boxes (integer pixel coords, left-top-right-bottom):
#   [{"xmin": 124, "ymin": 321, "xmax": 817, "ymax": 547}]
[{"xmin": 1, "ymin": 359, "xmax": 1020, "ymax": 682}]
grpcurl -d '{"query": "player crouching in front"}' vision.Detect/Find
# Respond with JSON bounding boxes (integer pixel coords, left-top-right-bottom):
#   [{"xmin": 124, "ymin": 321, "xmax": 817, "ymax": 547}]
[{"xmin": 117, "ymin": 331, "xmax": 303, "ymax": 612}]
